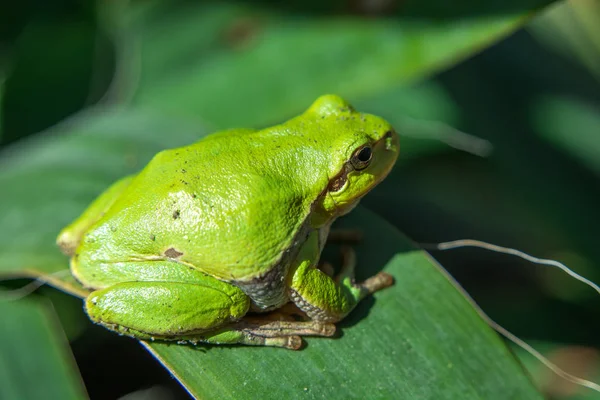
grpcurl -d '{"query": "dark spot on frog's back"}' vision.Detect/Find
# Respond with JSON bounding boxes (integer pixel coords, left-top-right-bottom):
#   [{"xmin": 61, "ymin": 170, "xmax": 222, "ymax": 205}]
[
  {"xmin": 172, "ymin": 210, "xmax": 180, "ymax": 219},
  {"xmin": 165, "ymin": 248, "xmax": 184, "ymax": 258}
]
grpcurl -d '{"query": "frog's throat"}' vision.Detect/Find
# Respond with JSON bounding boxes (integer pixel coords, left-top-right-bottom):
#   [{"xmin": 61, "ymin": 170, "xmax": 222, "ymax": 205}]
[
  {"xmin": 231, "ymin": 203, "xmax": 337, "ymax": 313},
  {"xmin": 232, "ymin": 222, "xmax": 315, "ymax": 312}
]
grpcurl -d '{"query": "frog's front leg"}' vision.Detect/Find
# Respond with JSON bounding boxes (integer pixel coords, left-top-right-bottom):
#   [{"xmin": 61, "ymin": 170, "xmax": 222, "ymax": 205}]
[
  {"xmin": 290, "ymin": 231, "xmax": 393, "ymax": 323},
  {"xmin": 86, "ymin": 274, "xmax": 334, "ymax": 349}
]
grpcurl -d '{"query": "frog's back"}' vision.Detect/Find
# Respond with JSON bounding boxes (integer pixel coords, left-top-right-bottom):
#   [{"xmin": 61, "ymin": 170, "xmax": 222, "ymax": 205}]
[{"xmin": 74, "ymin": 127, "xmax": 327, "ymax": 285}]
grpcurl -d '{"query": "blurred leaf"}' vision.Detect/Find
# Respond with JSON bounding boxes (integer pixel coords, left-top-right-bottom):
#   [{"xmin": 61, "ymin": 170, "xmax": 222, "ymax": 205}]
[
  {"xmin": 354, "ymin": 82, "xmax": 466, "ymax": 160},
  {"xmin": 0, "ymin": 298, "xmax": 87, "ymax": 400},
  {"xmin": 39, "ymin": 287, "xmax": 90, "ymax": 341},
  {"xmin": 514, "ymin": 341, "xmax": 600, "ymax": 400},
  {"xmin": 0, "ymin": 71, "xmax": 3, "ymax": 141},
  {"xmin": 1, "ymin": 7, "xmax": 115, "ymax": 146},
  {"xmin": 532, "ymin": 95, "xmax": 600, "ymax": 175},
  {"xmin": 352, "ymin": 81, "xmax": 483, "ymax": 161},
  {"xmin": 0, "ymin": 107, "xmax": 543, "ymax": 398},
  {"xmin": 530, "ymin": 0, "xmax": 600, "ymax": 80},
  {"xmin": 127, "ymin": 1, "xmax": 557, "ymax": 128}
]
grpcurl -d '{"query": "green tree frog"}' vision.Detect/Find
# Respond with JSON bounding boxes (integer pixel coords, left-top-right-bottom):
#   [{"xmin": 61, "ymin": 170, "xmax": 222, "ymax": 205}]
[{"xmin": 57, "ymin": 95, "xmax": 399, "ymax": 349}]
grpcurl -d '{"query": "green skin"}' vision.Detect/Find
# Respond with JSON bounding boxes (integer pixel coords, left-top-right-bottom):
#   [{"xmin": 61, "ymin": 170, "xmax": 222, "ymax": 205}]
[{"xmin": 57, "ymin": 95, "xmax": 399, "ymax": 349}]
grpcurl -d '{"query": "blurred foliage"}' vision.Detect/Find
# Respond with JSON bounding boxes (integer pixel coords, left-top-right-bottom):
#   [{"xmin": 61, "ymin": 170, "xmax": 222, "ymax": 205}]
[
  {"xmin": 0, "ymin": 298, "xmax": 87, "ymax": 400},
  {"xmin": 515, "ymin": 341, "xmax": 600, "ymax": 399},
  {"xmin": 530, "ymin": 0, "xmax": 600, "ymax": 80},
  {"xmin": 0, "ymin": 0, "xmax": 114, "ymax": 145},
  {"xmin": 2, "ymin": 0, "xmax": 600, "ymax": 399}
]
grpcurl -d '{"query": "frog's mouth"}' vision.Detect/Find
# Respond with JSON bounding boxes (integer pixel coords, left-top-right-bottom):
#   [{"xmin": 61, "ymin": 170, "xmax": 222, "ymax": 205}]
[{"xmin": 323, "ymin": 131, "xmax": 399, "ymax": 217}]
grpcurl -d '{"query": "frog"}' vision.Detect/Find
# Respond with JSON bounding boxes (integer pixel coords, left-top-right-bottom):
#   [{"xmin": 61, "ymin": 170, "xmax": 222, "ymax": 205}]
[{"xmin": 56, "ymin": 94, "xmax": 399, "ymax": 349}]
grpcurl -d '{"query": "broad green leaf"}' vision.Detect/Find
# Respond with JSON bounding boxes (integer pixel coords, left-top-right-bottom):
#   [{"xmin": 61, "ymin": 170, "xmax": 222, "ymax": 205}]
[
  {"xmin": 127, "ymin": 1, "xmax": 558, "ymax": 128},
  {"xmin": 0, "ymin": 298, "xmax": 87, "ymax": 400},
  {"xmin": 0, "ymin": 108, "xmax": 542, "ymax": 398},
  {"xmin": 144, "ymin": 208, "xmax": 542, "ymax": 399}
]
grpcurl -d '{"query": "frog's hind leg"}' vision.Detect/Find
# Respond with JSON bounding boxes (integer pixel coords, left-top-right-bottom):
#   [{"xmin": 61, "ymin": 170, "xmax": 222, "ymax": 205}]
[
  {"xmin": 86, "ymin": 278, "xmax": 250, "ymax": 339},
  {"xmin": 85, "ymin": 268, "xmax": 334, "ymax": 349}
]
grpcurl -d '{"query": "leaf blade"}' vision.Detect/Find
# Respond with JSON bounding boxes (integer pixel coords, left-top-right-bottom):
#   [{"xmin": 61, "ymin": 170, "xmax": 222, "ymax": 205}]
[
  {"xmin": 0, "ymin": 299, "xmax": 87, "ymax": 400},
  {"xmin": 143, "ymin": 208, "xmax": 542, "ymax": 399}
]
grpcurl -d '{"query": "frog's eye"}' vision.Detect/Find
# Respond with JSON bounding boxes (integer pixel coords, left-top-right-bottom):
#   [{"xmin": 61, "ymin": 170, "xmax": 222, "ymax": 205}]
[{"xmin": 351, "ymin": 145, "xmax": 372, "ymax": 170}]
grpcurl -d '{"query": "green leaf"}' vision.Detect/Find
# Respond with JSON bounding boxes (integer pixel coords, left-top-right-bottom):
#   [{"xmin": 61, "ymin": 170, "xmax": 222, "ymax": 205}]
[
  {"xmin": 0, "ymin": 109, "xmax": 542, "ymax": 398},
  {"xmin": 0, "ymin": 298, "xmax": 87, "ymax": 400},
  {"xmin": 144, "ymin": 207, "xmax": 542, "ymax": 399},
  {"xmin": 530, "ymin": 0, "xmax": 600, "ymax": 80},
  {"xmin": 127, "ymin": 1, "xmax": 557, "ymax": 128}
]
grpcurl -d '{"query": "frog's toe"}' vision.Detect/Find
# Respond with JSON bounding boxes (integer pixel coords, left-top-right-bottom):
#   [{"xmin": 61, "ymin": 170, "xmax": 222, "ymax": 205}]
[
  {"xmin": 358, "ymin": 271, "xmax": 394, "ymax": 294},
  {"xmin": 265, "ymin": 335, "xmax": 303, "ymax": 350}
]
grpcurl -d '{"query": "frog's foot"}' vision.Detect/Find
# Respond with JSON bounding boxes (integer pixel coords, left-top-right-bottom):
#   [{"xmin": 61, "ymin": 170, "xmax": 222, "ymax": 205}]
[
  {"xmin": 186, "ymin": 330, "xmax": 305, "ymax": 350},
  {"xmin": 237, "ymin": 318, "xmax": 335, "ymax": 339},
  {"xmin": 327, "ymin": 229, "xmax": 363, "ymax": 244},
  {"xmin": 178, "ymin": 319, "xmax": 335, "ymax": 350}
]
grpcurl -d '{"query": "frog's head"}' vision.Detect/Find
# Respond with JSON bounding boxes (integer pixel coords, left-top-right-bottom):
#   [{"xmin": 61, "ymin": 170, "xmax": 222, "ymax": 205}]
[{"xmin": 305, "ymin": 95, "xmax": 399, "ymax": 225}]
